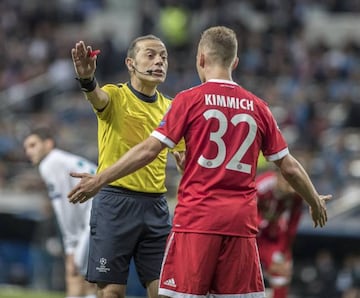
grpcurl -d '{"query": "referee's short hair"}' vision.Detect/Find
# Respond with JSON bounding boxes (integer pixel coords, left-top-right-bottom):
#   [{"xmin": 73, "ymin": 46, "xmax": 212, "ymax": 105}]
[{"xmin": 127, "ymin": 35, "xmax": 163, "ymax": 58}]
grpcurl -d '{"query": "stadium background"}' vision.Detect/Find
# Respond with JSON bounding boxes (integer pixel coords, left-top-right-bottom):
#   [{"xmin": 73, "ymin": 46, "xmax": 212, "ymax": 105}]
[{"xmin": 0, "ymin": 0, "xmax": 359, "ymax": 297}]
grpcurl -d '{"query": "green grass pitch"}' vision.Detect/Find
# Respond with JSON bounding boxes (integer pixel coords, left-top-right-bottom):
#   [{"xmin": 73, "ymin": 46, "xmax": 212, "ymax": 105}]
[{"xmin": 0, "ymin": 287, "xmax": 64, "ymax": 298}]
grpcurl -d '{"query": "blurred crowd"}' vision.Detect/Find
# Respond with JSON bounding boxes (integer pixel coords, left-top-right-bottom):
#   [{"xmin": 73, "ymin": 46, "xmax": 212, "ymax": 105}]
[
  {"xmin": 1, "ymin": 0, "xmax": 360, "ymax": 196},
  {"xmin": 0, "ymin": 0, "xmax": 359, "ymax": 295},
  {"xmin": 291, "ymin": 247, "xmax": 360, "ymax": 298}
]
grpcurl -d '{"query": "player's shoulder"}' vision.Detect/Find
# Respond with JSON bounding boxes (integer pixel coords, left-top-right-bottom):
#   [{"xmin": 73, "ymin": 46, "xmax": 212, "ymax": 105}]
[
  {"xmin": 237, "ymin": 85, "xmax": 269, "ymax": 107},
  {"xmin": 40, "ymin": 149, "xmax": 71, "ymax": 168},
  {"xmin": 38, "ymin": 150, "xmax": 62, "ymax": 178}
]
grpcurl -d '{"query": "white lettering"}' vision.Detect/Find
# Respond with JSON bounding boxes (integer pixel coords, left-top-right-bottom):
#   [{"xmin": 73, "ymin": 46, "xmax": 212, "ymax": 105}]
[
  {"xmin": 204, "ymin": 94, "xmax": 254, "ymax": 111},
  {"xmin": 205, "ymin": 94, "xmax": 213, "ymax": 105},
  {"xmin": 227, "ymin": 97, "xmax": 236, "ymax": 108},
  {"xmin": 216, "ymin": 95, "xmax": 226, "ymax": 107}
]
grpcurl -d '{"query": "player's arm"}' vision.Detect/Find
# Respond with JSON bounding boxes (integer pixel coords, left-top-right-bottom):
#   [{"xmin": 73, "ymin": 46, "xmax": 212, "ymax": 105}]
[
  {"xmin": 273, "ymin": 154, "xmax": 331, "ymax": 228},
  {"xmin": 68, "ymin": 136, "xmax": 167, "ymax": 203},
  {"xmin": 71, "ymin": 40, "xmax": 109, "ymax": 111}
]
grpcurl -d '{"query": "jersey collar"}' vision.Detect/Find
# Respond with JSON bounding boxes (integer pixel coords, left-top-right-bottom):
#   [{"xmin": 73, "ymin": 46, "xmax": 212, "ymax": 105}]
[
  {"xmin": 127, "ymin": 82, "xmax": 158, "ymax": 103},
  {"xmin": 207, "ymin": 79, "xmax": 238, "ymax": 86}
]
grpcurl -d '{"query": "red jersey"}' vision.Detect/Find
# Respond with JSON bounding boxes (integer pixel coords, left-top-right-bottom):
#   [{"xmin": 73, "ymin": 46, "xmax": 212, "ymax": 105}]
[
  {"xmin": 256, "ymin": 171, "xmax": 303, "ymax": 250},
  {"xmin": 152, "ymin": 79, "xmax": 289, "ymax": 236}
]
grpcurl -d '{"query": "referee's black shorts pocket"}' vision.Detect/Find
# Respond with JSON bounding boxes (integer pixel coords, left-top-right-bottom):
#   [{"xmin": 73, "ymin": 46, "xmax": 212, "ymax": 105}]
[
  {"xmin": 89, "ymin": 197, "xmax": 99, "ymax": 235},
  {"xmin": 154, "ymin": 196, "xmax": 170, "ymax": 216}
]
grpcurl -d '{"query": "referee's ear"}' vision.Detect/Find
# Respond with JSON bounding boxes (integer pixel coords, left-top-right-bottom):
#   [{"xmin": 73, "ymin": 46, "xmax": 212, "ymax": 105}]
[{"xmin": 125, "ymin": 57, "xmax": 134, "ymax": 72}]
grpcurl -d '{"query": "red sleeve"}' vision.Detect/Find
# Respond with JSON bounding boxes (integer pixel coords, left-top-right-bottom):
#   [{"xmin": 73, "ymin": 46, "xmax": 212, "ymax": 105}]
[
  {"xmin": 261, "ymin": 105, "xmax": 288, "ymax": 159},
  {"xmin": 156, "ymin": 91, "xmax": 188, "ymax": 146}
]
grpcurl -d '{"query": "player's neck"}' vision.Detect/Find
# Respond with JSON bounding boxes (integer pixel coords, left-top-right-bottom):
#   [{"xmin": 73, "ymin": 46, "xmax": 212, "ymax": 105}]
[{"xmin": 203, "ymin": 67, "xmax": 233, "ymax": 82}]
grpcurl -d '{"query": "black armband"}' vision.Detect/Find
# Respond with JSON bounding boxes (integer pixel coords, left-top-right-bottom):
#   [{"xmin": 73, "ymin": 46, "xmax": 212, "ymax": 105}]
[{"xmin": 76, "ymin": 77, "xmax": 97, "ymax": 92}]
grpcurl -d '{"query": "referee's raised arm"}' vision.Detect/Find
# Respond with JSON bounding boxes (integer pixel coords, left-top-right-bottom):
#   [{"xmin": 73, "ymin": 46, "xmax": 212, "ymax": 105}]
[{"xmin": 71, "ymin": 40, "xmax": 109, "ymax": 111}]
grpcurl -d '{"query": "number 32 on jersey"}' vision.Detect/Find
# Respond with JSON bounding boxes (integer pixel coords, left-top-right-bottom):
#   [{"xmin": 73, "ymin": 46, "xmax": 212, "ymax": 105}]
[{"xmin": 198, "ymin": 109, "xmax": 257, "ymax": 174}]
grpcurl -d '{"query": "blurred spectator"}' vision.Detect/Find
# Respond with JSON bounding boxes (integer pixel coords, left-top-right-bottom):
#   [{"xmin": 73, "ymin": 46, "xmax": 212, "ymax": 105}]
[{"xmin": 256, "ymin": 170, "xmax": 304, "ymax": 298}]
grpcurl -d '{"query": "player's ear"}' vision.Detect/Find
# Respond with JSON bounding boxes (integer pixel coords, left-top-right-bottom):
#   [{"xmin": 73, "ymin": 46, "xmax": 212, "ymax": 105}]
[
  {"xmin": 45, "ymin": 138, "xmax": 55, "ymax": 151},
  {"xmin": 232, "ymin": 57, "xmax": 239, "ymax": 70},
  {"xmin": 199, "ymin": 53, "xmax": 205, "ymax": 68}
]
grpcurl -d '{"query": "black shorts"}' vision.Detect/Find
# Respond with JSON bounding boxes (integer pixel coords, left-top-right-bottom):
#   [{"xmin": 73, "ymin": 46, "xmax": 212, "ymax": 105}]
[{"xmin": 86, "ymin": 186, "xmax": 171, "ymax": 287}]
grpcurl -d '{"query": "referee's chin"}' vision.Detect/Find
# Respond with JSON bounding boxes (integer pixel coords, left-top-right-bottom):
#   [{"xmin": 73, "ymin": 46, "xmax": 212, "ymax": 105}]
[{"xmin": 152, "ymin": 77, "xmax": 166, "ymax": 84}]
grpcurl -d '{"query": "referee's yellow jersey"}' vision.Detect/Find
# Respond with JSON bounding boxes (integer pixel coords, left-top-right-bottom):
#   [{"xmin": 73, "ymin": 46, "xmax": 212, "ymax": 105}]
[{"xmin": 95, "ymin": 83, "xmax": 185, "ymax": 193}]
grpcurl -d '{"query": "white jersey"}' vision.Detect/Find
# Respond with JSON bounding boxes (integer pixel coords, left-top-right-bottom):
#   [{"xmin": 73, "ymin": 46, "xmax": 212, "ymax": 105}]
[{"xmin": 39, "ymin": 148, "xmax": 97, "ymax": 255}]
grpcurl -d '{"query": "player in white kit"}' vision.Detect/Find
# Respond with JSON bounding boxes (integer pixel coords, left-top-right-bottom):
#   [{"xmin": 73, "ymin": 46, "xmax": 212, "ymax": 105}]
[{"xmin": 23, "ymin": 127, "xmax": 97, "ymax": 298}]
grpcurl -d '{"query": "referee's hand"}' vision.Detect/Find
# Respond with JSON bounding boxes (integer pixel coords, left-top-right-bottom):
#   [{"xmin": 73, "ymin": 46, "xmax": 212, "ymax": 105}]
[
  {"xmin": 173, "ymin": 151, "xmax": 186, "ymax": 174},
  {"xmin": 71, "ymin": 40, "xmax": 97, "ymax": 80}
]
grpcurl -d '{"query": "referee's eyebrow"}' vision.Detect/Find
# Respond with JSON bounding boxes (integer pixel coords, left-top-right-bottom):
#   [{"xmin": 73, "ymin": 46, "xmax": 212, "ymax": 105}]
[{"xmin": 144, "ymin": 48, "xmax": 167, "ymax": 54}]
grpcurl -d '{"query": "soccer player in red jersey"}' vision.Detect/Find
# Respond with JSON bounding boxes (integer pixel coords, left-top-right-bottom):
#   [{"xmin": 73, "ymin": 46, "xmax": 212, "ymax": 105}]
[
  {"xmin": 256, "ymin": 170, "xmax": 304, "ymax": 298},
  {"xmin": 68, "ymin": 26, "xmax": 331, "ymax": 298}
]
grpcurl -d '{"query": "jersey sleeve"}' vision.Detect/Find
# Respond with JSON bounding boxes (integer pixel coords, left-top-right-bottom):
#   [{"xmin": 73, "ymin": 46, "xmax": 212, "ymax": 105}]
[
  {"xmin": 170, "ymin": 137, "xmax": 186, "ymax": 152},
  {"xmin": 261, "ymin": 105, "xmax": 289, "ymax": 161},
  {"xmin": 95, "ymin": 83, "xmax": 121, "ymax": 120},
  {"xmin": 152, "ymin": 93, "xmax": 188, "ymax": 148}
]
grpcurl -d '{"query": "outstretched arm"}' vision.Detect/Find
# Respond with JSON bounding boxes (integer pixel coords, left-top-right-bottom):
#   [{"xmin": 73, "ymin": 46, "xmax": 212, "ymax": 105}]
[
  {"xmin": 68, "ymin": 137, "xmax": 166, "ymax": 203},
  {"xmin": 71, "ymin": 40, "xmax": 109, "ymax": 111},
  {"xmin": 273, "ymin": 154, "xmax": 331, "ymax": 228}
]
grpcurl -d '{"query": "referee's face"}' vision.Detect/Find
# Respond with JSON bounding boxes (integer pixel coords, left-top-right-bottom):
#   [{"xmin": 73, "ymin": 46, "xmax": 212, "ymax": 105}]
[
  {"xmin": 23, "ymin": 134, "xmax": 52, "ymax": 166},
  {"xmin": 133, "ymin": 39, "xmax": 168, "ymax": 84}
]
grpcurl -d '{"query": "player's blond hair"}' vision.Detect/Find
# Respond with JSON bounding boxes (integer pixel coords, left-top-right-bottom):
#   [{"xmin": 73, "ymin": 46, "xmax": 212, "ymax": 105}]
[{"xmin": 199, "ymin": 26, "xmax": 238, "ymax": 67}]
